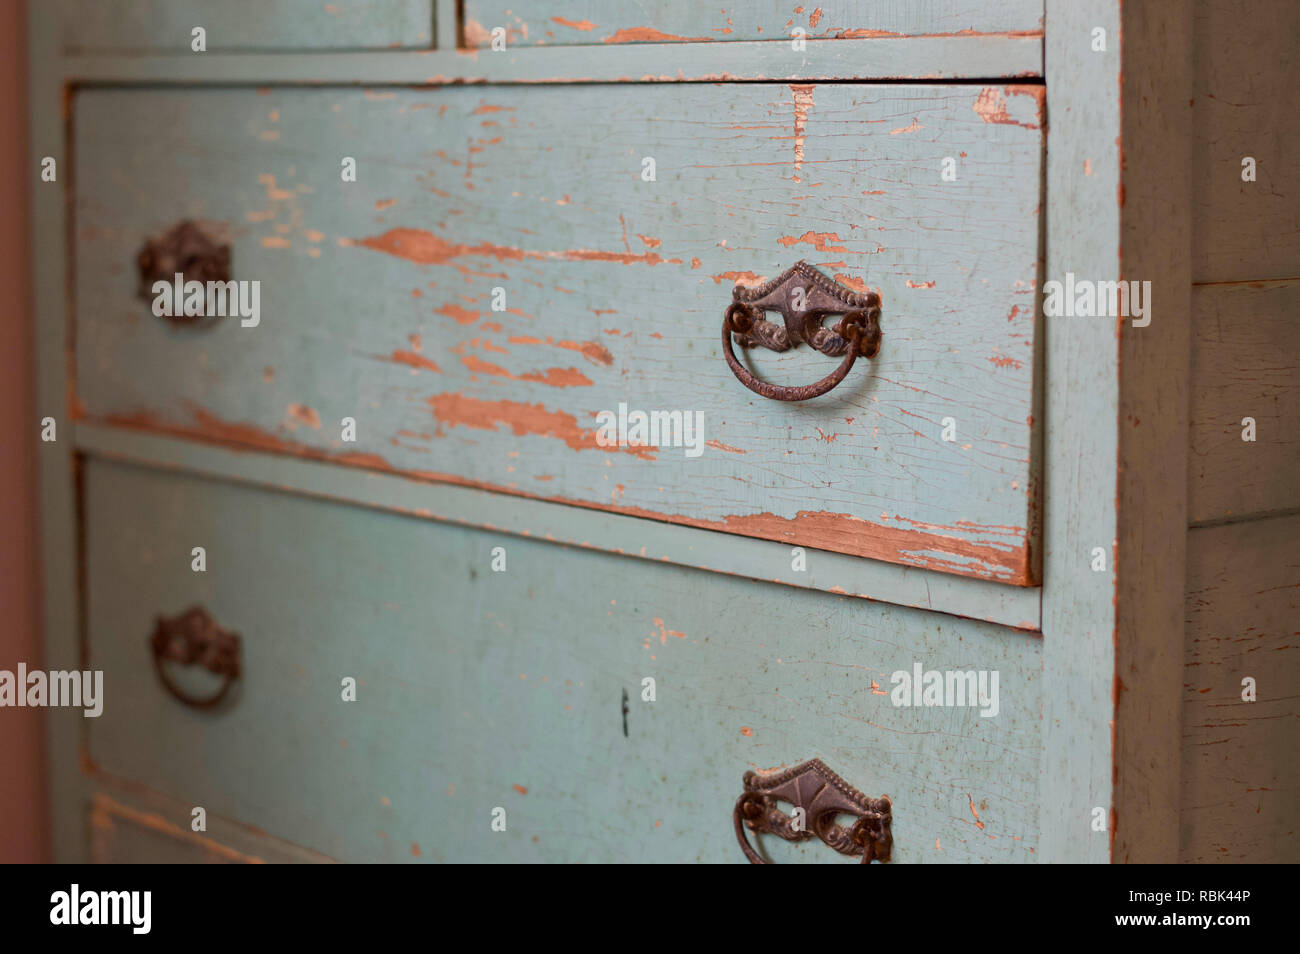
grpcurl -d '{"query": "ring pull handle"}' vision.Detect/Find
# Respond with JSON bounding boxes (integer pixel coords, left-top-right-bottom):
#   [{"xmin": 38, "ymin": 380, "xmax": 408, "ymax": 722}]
[
  {"xmin": 136, "ymin": 220, "xmax": 232, "ymax": 324},
  {"xmin": 721, "ymin": 261, "xmax": 881, "ymax": 402},
  {"xmin": 150, "ymin": 606, "xmax": 242, "ymax": 709},
  {"xmin": 733, "ymin": 759, "xmax": 892, "ymax": 864}
]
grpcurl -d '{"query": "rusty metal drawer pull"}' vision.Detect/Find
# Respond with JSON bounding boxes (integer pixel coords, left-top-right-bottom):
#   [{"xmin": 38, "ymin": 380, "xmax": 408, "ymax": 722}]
[
  {"xmin": 734, "ymin": 759, "xmax": 892, "ymax": 863},
  {"xmin": 136, "ymin": 220, "xmax": 232, "ymax": 323},
  {"xmin": 150, "ymin": 606, "xmax": 242, "ymax": 709},
  {"xmin": 722, "ymin": 261, "xmax": 881, "ymax": 401}
]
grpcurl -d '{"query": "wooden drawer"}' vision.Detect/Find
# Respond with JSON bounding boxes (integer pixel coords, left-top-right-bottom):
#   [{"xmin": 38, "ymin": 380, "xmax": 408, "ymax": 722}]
[
  {"xmin": 56, "ymin": 0, "xmax": 434, "ymax": 53},
  {"xmin": 74, "ymin": 83, "xmax": 1044, "ymax": 585},
  {"xmin": 83, "ymin": 458, "xmax": 1042, "ymax": 862},
  {"xmin": 464, "ymin": 1, "xmax": 1044, "ymax": 47},
  {"xmin": 88, "ymin": 791, "xmax": 333, "ymax": 864}
]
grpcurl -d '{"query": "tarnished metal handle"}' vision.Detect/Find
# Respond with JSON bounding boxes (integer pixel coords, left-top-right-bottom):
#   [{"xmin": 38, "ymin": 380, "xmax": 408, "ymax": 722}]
[
  {"xmin": 721, "ymin": 261, "xmax": 881, "ymax": 402},
  {"xmin": 733, "ymin": 759, "xmax": 892, "ymax": 864},
  {"xmin": 136, "ymin": 220, "xmax": 232, "ymax": 324},
  {"xmin": 150, "ymin": 606, "xmax": 242, "ymax": 709}
]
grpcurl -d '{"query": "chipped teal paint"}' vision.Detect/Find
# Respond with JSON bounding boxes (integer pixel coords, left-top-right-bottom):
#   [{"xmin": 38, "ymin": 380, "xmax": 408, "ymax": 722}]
[
  {"xmin": 464, "ymin": 1, "xmax": 1044, "ymax": 46},
  {"xmin": 73, "ymin": 83, "xmax": 1044, "ymax": 583},
  {"xmin": 60, "ymin": 36, "xmax": 1044, "ymax": 83},
  {"xmin": 84, "ymin": 458, "xmax": 1042, "ymax": 863},
  {"xmin": 1039, "ymin": 0, "xmax": 1121, "ymax": 864},
  {"xmin": 75, "ymin": 422, "xmax": 1044, "ymax": 629},
  {"xmin": 56, "ymin": 0, "xmax": 435, "ymax": 52}
]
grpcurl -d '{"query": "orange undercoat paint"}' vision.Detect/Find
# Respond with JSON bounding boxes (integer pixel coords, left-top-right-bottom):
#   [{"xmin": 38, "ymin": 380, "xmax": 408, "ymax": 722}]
[
  {"xmin": 285, "ymin": 403, "xmax": 322, "ymax": 431},
  {"xmin": 347, "ymin": 227, "xmax": 682, "ymax": 269},
  {"xmin": 381, "ymin": 350, "xmax": 442, "ymax": 373},
  {"xmin": 602, "ymin": 26, "xmax": 711, "ymax": 43},
  {"xmin": 506, "ymin": 334, "xmax": 613, "ymax": 366},
  {"xmin": 778, "ymin": 230, "xmax": 848, "ymax": 252},
  {"xmin": 973, "ymin": 86, "xmax": 1045, "ymax": 130},
  {"xmin": 552, "ymin": 17, "xmax": 597, "ymax": 32},
  {"xmin": 651, "ymin": 617, "xmax": 686, "ymax": 644},
  {"xmin": 790, "ymin": 85, "xmax": 815, "ymax": 183},
  {"xmin": 436, "ymin": 303, "xmax": 481, "ymax": 325},
  {"xmin": 460, "ymin": 354, "xmax": 593, "ymax": 388},
  {"xmin": 426, "ymin": 393, "xmax": 658, "ymax": 460},
  {"xmin": 711, "ymin": 270, "xmax": 762, "ymax": 286}
]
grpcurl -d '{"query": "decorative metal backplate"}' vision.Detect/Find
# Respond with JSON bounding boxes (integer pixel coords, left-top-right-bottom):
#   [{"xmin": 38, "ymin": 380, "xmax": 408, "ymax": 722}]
[
  {"xmin": 733, "ymin": 759, "xmax": 892, "ymax": 864},
  {"xmin": 136, "ymin": 220, "xmax": 232, "ymax": 315},
  {"xmin": 149, "ymin": 606, "xmax": 242, "ymax": 709},
  {"xmin": 729, "ymin": 261, "xmax": 881, "ymax": 357},
  {"xmin": 722, "ymin": 262, "xmax": 882, "ymax": 401}
]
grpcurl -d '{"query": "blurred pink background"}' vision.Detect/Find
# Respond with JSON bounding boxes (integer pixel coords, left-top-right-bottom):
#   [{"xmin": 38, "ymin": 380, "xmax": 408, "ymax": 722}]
[{"xmin": 0, "ymin": 0, "xmax": 49, "ymax": 863}]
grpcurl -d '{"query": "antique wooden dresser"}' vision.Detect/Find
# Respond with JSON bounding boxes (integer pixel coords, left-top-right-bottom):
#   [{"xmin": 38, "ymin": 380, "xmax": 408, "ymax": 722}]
[{"xmin": 29, "ymin": 1, "xmax": 1296, "ymax": 863}]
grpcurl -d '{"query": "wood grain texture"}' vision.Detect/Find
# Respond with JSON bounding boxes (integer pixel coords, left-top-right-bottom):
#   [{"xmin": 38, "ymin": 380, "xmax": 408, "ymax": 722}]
[
  {"xmin": 73, "ymin": 84, "xmax": 1045, "ymax": 583},
  {"xmin": 1180, "ymin": 514, "xmax": 1300, "ymax": 862},
  {"xmin": 83, "ymin": 458, "xmax": 1043, "ymax": 863},
  {"xmin": 1038, "ymin": 0, "xmax": 1121, "ymax": 864},
  {"xmin": 1192, "ymin": 0, "xmax": 1300, "ymax": 283},
  {"xmin": 1188, "ymin": 280, "xmax": 1300, "ymax": 524},
  {"xmin": 1112, "ymin": 0, "xmax": 1193, "ymax": 864},
  {"xmin": 56, "ymin": 0, "xmax": 435, "ymax": 52},
  {"xmin": 75, "ymin": 423, "xmax": 1044, "ymax": 629},
  {"xmin": 464, "ymin": 1, "xmax": 1044, "ymax": 46}
]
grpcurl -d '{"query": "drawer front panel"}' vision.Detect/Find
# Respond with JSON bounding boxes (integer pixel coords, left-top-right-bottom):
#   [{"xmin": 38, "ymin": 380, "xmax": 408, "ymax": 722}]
[
  {"xmin": 75, "ymin": 84, "xmax": 1043, "ymax": 583},
  {"xmin": 58, "ymin": 0, "xmax": 434, "ymax": 52},
  {"xmin": 84, "ymin": 459, "xmax": 1042, "ymax": 863},
  {"xmin": 464, "ymin": 2, "xmax": 1044, "ymax": 46}
]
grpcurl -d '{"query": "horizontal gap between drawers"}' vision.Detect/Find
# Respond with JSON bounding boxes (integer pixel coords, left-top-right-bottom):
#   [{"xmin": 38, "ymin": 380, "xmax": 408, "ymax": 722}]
[
  {"xmin": 73, "ymin": 421, "xmax": 1043, "ymax": 631},
  {"xmin": 57, "ymin": 36, "xmax": 1043, "ymax": 87}
]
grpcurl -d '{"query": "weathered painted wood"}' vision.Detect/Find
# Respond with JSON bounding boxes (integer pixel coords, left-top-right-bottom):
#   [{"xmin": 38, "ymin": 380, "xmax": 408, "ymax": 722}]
[
  {"xmin": 1180, "ymin": 514, "xmax": 1300, "ymax": 862},
  {"xmin": 1188, "ymin": 280, "xmax": 1300, "ymax": 524},
  {"xmin": 1112, "ymin": 0, "xmax": 1193, "ymax": 864},
  {"xmin": 1038, "ymin": 0, "xmax": 1122, "ymax": 864},
  {"xmin": 74, "ymin": 84, "xmax": 1044, "ymax": 584},
  {"xmin": 84, "ymin": 458, "xmax": 1043, "ymax": 863},
  {"xmin": 435, "ymin": 0, "xmax": 459, "ymax": 51},
  {"xmin": 89, "ymin": 790, "xmax": 335, "ymax": 864},
  {"xmin": 75, "ymin": 423, "xmax": 1044, "ymax": 629},
  {"xmin": 464, "ymin": 1, "xmax": 1043, "ymax": 46},
  {"xmin": 1192, "ymin": 0, "xmax": 1300, "ymax": 283},
  {"xmin": 56, "ymin": 0, "xmax": 434, "ymax": 52},
  {"xmin": 59, "ymin": 36, "xmax": 1044, "ymax": 84},
  {"xmin": 26, "ymin": 5, "xmax": 87, "ymax": 864}
]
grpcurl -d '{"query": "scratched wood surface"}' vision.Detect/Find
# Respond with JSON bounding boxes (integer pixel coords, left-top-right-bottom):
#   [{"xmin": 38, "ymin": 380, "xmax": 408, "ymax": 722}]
[
  {"xmin": 1188, "ymin": 280, "xmax": 1300, "ymax": 525},
  {"xmin": 1180, "ymin": 514, "xmax": 1300, "ymax": 863},
  {"xmin": 1192, "ymin": 0, "xmax": 1300, "ymax": 283},
  {"xmin": 464, "ymin": 1, "xmax": 1044, "ymax": 46},
  {"xmin": 74, "ymin": 84, "xmax": 1045, "ymax": 584},
  {"xmin": 84, "ymin": 458, "xmax": 1042, "ymax": 863},
  {"xmin": 1037, "ymin": 0, "xmax": 1121, "ymax": 864},
  {"xmin": 1112, "ymin": 0, "xmax": 1193, "ymax": 863},
  {"xmin": 56, "ymin": 0, "xmax": 435, "ymax": 52}
]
